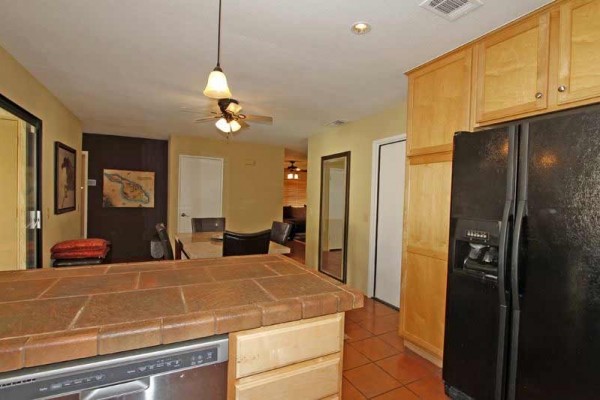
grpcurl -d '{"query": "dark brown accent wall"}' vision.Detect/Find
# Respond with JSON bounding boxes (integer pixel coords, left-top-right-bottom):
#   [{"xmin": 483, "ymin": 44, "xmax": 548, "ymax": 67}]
[{"xmin": 83, "ymin": 134, "xmax": 168, "ymax": 262}]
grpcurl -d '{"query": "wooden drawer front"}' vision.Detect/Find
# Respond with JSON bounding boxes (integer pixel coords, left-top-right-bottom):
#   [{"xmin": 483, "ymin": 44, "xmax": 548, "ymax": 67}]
[
  {"xmin": 234, "ymin": 354, "xmax": 341, "ymax": 400},
  {"xmin": 475, "ymin": 13, "xmax": 550, "ymax": 123},
  {"xmin": 231, "ymin": 313, "xmax": 343, "ymax": 379}
]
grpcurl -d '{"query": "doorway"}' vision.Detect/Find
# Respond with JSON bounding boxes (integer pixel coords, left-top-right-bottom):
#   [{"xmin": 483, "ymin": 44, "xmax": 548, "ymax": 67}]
[
  {"xmin": 368, "ymin": 135, "xmax": 406, "ymax": 308},
  {"xmin": 177, "ymin": 155, "xmax": 224, "ymax": 233},
  {"xmin": 0, "ymin": 94, "xmax": 42, "ymax": 270}
]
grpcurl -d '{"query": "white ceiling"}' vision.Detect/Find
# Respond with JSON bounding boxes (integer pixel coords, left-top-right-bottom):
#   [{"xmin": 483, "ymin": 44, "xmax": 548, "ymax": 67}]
[{"xmin": 0, "ymin": 0, "xmax": 551, "ymax": 152}]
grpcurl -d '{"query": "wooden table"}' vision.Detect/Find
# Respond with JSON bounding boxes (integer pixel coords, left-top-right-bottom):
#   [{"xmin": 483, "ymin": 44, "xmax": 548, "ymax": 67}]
[{"xmin": 175, "ymin": 232, "xmax": 291, "ymax": 259}]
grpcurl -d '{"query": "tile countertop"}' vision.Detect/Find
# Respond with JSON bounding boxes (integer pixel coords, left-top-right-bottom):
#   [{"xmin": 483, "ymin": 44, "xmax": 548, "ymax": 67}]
[{"xmin": 0, "ymin": 255, "xmax": 363, "ymax": 373}]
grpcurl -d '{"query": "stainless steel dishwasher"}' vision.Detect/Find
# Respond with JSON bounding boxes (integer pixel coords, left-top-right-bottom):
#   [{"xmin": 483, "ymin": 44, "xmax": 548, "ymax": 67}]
[{"xmin": 0, "ymin": 335, "xmax": 228, "ymax": 400}]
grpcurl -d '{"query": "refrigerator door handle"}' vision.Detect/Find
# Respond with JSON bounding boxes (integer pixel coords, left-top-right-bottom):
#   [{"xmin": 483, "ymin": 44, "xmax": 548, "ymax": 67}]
[
  {"xmin": 507, "ymin": 199, "xmax": 526, "ymax": 400},
  {"xmin": 495, "ymin": 125, "xmax": 517, "ymax": 400}
]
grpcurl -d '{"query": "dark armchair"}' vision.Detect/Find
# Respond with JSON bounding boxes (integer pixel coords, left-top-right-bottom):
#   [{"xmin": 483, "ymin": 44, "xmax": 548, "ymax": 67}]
[
  {"xmin": 222, "ymin": 229, "xmax": 271, "ymax": 257},
  {"xmin": 270, "ymin": 221, "xmax": 292, "ymax": 245}
]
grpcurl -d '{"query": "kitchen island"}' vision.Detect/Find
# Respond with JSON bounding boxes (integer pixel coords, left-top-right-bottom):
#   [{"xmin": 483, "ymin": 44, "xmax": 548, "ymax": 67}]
[{"xmin": 0, "ymin": 255, "xmax": 362, "ymax": 399}]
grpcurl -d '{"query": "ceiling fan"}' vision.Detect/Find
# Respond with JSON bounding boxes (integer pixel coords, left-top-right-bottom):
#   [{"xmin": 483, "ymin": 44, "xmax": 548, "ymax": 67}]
[
  {"xmin": 184, "ymin": 98, "xmax": 273, "ymax": 138},
  {"xmin": 286, "ymin": 161, "xmax": 306, "ymax": 180}
]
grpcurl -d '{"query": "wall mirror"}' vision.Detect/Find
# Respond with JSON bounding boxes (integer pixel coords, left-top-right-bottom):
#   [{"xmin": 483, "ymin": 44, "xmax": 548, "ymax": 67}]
[{"xmin": 319, "ymin": 151, "xmax": 350, "ymax": 282}]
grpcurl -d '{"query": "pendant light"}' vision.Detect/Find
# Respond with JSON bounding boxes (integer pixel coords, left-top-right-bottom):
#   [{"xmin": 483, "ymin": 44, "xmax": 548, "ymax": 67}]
[{"xmin": 203, "ymin": 0, "xmax": 232, "ymax": 99}]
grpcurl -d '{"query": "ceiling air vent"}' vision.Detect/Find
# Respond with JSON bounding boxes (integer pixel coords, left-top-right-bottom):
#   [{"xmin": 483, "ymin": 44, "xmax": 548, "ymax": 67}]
[
  {"xmin": 419, "ymin": 0, "xmax": 483, "ymax": 21},
  {"xmin": 327, "ymin": 120, "xmax": 347, "ymax": 127}
]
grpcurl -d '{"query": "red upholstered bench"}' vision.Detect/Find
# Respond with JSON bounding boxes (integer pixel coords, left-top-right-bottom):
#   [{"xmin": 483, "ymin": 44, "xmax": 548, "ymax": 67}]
[{"xmin": 51, "ymin": 239, "xmax": 111, "ymax": 267}]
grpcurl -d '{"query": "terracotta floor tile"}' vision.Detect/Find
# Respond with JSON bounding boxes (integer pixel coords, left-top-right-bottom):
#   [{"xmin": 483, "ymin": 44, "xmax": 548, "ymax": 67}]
[
  {"xmin": 74, "ymin": 288, "xmax": 185, "ymax": 327},
  {"xmin": 346, "ymin": 307, "xmax": 373, "ymax": 323},
  {"xmin": 343, "ymin": 343, "xmax": 370, "ymax": 370},
  {"xmin": 43, "ymin": 273, "xmax": 138, "ymax": 298},
  {"xmin": 376, "ymin": 353, "xmax": 438, "ymax": 385},
  {"xmin": 378, "ymin": 331, "xmax": 406, "ymax": 351},
  {"xmin": 0, "ymin": 297, "xmax": 88, "ymax": 338},
  {"xmin": 183, "ymin": 280, "xmax": 273, "ymax": 311},
  {"xmin": 373, "ymin": 387, "xmax": 420, "ymax": 400},
  {"xmin": 342, "ymin": 378, "xmax": 367, "ymax": 400},
  {"xmin": 349, "ymin": 336, "xmax": 400, "ymax": 361},
  {"xmin": 0, "ymin": 279, "xmax": 56, "ymax": 302},
  {"xmin": 359, "ymin": 312, "xmax": 399, "ymax": 335},
  {"xmin": 139, "ymin": 267, "xmax": 213, "ymax": 289},
  {"xmin": 345, "ymin": 321, "xmax": 374, "ymax": 342},
  {"xmin": 406, "ymin": 375, "xmax": 449, "ymax": 400},
  {"xmin": 343, "ymin": 363, "xmax": 401, "ymax": 398}
]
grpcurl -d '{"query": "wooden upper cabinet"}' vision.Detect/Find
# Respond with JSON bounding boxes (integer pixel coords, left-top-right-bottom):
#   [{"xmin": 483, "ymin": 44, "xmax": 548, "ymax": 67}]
[
  {"xmin": 474, "ymin": 13, "xmax": 550, "ymax": 123},
  {"xmin": 407, "ymin": 48, "xmax": 472, "ymax": 156},
  {"xmin": 557, "ymin": 0, "xmax": 600, "ymax": 105}
]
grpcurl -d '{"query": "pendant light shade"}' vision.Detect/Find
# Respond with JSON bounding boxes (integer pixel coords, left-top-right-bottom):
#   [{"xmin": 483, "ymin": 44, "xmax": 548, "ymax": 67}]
[
  {"xmin": 203, "ymin": 66, "xmax": 232, "ymax": 99},
  {"xmin": 204, "ymin": 0, "xmax": 232, "ymax": 99}
]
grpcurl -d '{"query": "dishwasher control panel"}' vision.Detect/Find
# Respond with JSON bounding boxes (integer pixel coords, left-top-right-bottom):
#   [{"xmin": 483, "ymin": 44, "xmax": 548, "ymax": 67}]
[{"xmin": 0, "ymin": 336, "xmax": 228, "ymax": 400}]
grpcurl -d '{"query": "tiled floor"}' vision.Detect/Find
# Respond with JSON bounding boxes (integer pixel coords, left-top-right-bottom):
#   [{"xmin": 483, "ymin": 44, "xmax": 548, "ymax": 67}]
[{"xmin": 343, "ymin": 298, "xmax": 448, "ymax": 400}]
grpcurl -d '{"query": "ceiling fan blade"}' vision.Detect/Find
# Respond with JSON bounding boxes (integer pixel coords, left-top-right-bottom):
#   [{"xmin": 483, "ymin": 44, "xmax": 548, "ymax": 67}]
[
  {"xmin": 239, "ymin": 120, "xmax": 250, "ymax": 129},
  {"xmin": 244, "ymin": 115, "xmax": 273, "ymax": 124},
  {"xmin": 194, "ymin": 116, "xmax": 219, "ymax": 123}
]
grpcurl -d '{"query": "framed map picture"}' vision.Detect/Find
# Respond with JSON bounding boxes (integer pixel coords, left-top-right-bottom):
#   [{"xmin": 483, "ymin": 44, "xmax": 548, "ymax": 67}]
[
  {"xmin": 55, "ymin": 142, "xmax": 77, "ymax": 214},
  {"xmin": 103, "ymin": 169, "xmax": 155, "ymax": 208}
]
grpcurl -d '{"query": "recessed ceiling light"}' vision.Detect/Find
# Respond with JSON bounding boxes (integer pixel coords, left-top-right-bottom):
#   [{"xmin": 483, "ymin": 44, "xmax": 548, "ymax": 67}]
[{"xmin": 351, "ymin": 22, "xmax": 371, "ymax": 35}]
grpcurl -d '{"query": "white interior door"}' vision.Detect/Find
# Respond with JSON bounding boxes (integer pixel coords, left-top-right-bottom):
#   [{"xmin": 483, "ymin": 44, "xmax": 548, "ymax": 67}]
[
  {"xmin": 374, "ymin": 140, "xmax": 406, "ymax": 308},
  {"xmin": 178, "ymin": 156, "xmax": 223, "ymax": 233}
]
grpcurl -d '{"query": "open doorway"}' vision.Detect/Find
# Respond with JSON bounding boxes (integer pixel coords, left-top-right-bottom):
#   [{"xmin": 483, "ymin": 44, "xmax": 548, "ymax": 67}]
[
  {"xmin": 0, "ymin": 94, "xmax": 42, "ymax": 270},
  {"xmin": 283, "ymin": 149, "xmax": 307, "ymax": 263}
]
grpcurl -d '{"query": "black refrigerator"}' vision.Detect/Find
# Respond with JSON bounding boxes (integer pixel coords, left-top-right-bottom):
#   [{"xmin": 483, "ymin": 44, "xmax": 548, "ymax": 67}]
[{"xmin": 443, "ymin": 104, "xmax": 600, "ymax": 400}]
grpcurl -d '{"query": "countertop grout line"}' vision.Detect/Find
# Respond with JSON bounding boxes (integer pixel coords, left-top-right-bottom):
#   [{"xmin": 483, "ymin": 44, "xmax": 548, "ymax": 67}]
[
  {"xmin": 34, "ymin": 278, "xmax": 61, "ymax": 299},
  {"xmin": 251, "ymin": 278, "xmax": 279, "ymax": 302},
  {"xmin": 67, "ymin": 296, "xmax": 93, "ymax": 330}
]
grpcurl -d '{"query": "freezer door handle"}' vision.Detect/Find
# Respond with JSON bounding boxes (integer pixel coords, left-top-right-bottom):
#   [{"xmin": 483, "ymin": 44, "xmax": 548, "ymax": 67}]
[{"xmin": 507, "ymin": 199, "xmax": 526, "ymax": 400}]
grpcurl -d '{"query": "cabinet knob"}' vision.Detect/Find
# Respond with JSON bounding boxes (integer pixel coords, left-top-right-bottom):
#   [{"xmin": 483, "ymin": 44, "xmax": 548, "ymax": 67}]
[
  {"xmin": 535, "ymin": 92, "xmax": 543, "ymax": 99},
  {"xmin": 558, "ymin": 85, "xmax": 567, "ymax": 93}
]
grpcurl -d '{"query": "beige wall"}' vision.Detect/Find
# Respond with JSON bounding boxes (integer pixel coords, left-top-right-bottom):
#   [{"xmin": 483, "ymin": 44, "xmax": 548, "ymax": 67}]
[
  {"xmin": 0, "ymin": 118, "xmax": 18, "ymax": 270},
  {"xmin": 168, "ymin": 135, "xmax": 284, "ymax": 235},
  {"xmin": 306, "ymin": 102, "xmax": 407, "ymax": 292},
  {"xmin": 0, "ymin": 45, "xmax": 82, "ymax": 267}
]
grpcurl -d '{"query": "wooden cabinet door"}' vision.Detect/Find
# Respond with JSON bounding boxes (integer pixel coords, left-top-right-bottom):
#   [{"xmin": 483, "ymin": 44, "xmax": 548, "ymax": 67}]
[
  {"xmin": 401, "ymin": 156, "xmax": 452, "ymax": 358},
  {"xmin": 557, "ymin": 0, "xmax": 600, "ymax": 105},
  {"xmin": 407, "ymin": 48, "xmax": 472, "ymax": 156},
  {"xmin": 474, "ymin": 13, "xmax": 550, "ymax": 123},
  {"xmin": 405, "ymin": 158, "xmax": 452, "ymax": 260}
]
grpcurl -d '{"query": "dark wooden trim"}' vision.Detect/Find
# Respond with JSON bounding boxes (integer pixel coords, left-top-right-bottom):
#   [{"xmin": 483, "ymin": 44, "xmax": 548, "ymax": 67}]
[
  {"xmin": 318, "ymin": 151, "xmax": 351, "ymax": 283},
  {"xmin": 0, "ymin": 92, "xmax": 43, "ymax": 269},
  {"xmin": 54, "ymin": 141, "xmax": 77, "ymax": 215}
]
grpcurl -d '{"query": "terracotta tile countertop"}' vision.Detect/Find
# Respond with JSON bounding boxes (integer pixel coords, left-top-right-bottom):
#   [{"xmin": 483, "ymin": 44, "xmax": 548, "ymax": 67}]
[{"xmin": 0, "ymin": 255, "xmax": 363, "ymax": 373}]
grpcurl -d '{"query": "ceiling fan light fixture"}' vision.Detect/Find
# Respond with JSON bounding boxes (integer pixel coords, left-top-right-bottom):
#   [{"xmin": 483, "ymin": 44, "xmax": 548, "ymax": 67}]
[
  {"xmin": 203, "ymin": 66, "xmax": 232, "ymax": 99},
  {"xmin": 229, "ymin": 119, "xmax": 241, "ymax": 132},
  {"xmin": 215, "ymin": 117, "xmax": 231, "ymax": 132},
  {"xmin": 226, "ymin": 101, "xmax": 242, "ymax": 114},
  {"xmin": 215, "ymin": 117, "xmax": 241, "ymax": 133}
]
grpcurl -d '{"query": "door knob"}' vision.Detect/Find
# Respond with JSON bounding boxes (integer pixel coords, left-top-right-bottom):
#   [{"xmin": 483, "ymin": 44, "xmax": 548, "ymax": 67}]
[
  {"xmin": 181, "ymin": 213, "xmax": 189, "ymax": 217},
  {"xmin": 535, "ymin": 92, "xmax": 543, "ymax": 99},
  {"xmin": 558, "ymin": 85, "xmax": 567, "ymax": 93}
]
